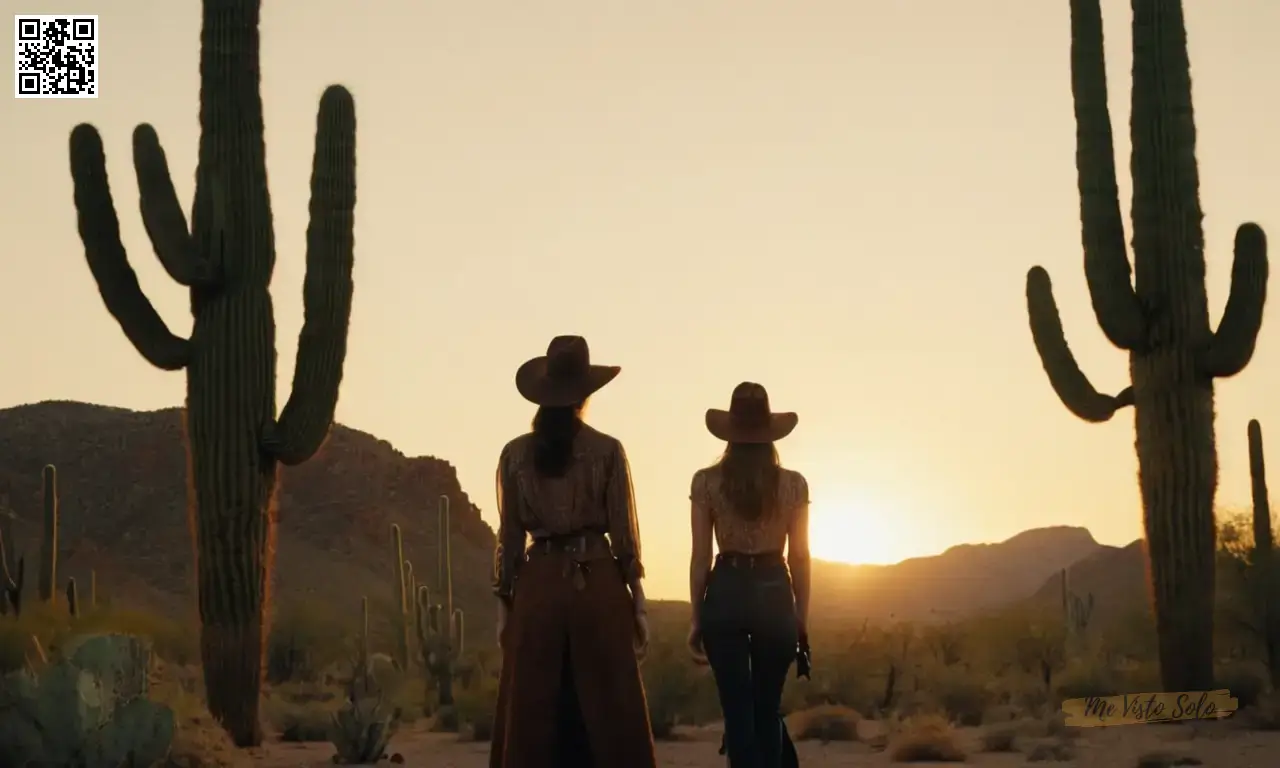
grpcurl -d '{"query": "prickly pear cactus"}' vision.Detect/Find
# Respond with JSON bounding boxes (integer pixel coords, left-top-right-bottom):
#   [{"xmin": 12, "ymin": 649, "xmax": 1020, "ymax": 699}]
[
  {"xmin": 1024, "ymin": 0, "xmax": 1268, "ymax": 691},
  {"xmin": 68, "ymin": 0, "xmax": 357, "ymax": 746},
  {"xmin": 0, "ymin": 634, "xmax": 176, "ymax": 768}
]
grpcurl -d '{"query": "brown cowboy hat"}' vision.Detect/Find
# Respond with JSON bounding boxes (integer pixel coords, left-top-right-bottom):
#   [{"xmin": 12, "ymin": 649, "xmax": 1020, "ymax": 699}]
[
  {"xmin": 705, "ymin": 382, "xmax": 798, "ymax": 443},
  {"xmin": 516, "ymin": 335, "xmax": 621, "ymax": 407}
]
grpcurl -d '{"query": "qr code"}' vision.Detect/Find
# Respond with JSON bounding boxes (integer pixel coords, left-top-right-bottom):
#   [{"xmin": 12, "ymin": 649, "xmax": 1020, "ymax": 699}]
[{"xmin": 14, "ymin": 15, "xmax": 98, "ymax": 99}]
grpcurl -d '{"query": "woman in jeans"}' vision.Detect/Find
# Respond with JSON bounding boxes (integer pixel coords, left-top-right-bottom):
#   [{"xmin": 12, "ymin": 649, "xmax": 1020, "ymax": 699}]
[
  {"xmin": 688, "ymin": 382, "xmax": 811, "ymax": 768},
  {"xmin": 490, "ymin": 335, "xmax": 657, "ymax": 768}
]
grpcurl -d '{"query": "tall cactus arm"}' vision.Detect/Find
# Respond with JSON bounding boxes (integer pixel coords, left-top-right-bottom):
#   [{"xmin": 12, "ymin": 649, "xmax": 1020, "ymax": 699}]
[
  {"xmin": 1203, "ymin": 223, "xmax": 1268, "ymax": 378},
  {"xmin": 263, "ymin": 86, "xmax": 357, "ymax": 465},
  {"xmin": 1027, "ymin": 266, "xmax": 1135, "ymax": 422},
  {"xmin": 132, "ymin": 125, "xmax": 220, "ymax": 288},
  {"xmin": 69, "ymin": 124, "xmax": 191, "ymax": 371},
  {"xmin": 1248, "ymin": 419, "xmax": 1272, "ymax": 554},
  {"xmin": 1070, "ymin": 0, "xmax": 1145, "ymax": 352}
]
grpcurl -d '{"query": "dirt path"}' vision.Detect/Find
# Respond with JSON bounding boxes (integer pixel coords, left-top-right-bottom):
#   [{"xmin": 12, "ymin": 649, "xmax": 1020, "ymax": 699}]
[{"xmin": 245, "ymin": 719, "xmax": 1280, "ymax": 767}]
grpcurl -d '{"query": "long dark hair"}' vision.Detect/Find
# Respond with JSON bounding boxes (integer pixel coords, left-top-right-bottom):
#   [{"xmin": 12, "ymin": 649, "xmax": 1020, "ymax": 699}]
[
  {"xmin": 531, "ymin": 400, "xmax": 587, "ymax": 477},
  {"xmin": 715, "ymin": 441, "xmax": 781, "ymax": 521}
]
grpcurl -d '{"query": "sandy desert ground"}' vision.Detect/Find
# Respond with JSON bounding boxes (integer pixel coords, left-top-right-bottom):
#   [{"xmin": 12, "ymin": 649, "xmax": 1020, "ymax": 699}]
[{"xmin": 241, "ymin": 717, "xmax": 1279, "ymax": 767}]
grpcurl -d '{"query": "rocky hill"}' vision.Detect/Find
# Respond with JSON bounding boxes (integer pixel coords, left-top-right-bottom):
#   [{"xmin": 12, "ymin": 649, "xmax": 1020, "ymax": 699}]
[
  {"xmin": 0, "ymin": 401, "xmax": 498, "ymax": 639},
  {"xmin": 0, "ymin": 400, "xmax": 1145, "ymax": 646},
  {"xmin": 807, "ymin": 526, "xmax": 1106, "ymax": 622}
]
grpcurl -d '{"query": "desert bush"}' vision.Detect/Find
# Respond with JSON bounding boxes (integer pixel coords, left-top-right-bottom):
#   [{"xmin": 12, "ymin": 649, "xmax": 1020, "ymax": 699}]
[
  {"xmin": 640, "ymin": 638, "xmax": 702, "ymax": 739},
  {"xmin": 1242, "ymin": 690, "xmax": 1280, "ymax": 730},
  {"xmin": 263, "ymin": 681, "xmax": 342, "ymax": 742},
  {"xmin": 887, "ymin": 713, "xmax": 966, "ymax": 763},
  {"xmin": 1215, "ymin": 661, "xmax": 1267, "ymax": 708},
  {"xmin": 455, "ymin": 674, "xmax": 499, "ymax": 742},
  {"xmin": 266, "ymin": 599, "xmax": 349, "ymax": 683},
  {"xmin": 979, "ymin": 721, "xmax": 1019, "ymax": 752},
  {"xmin": 788, "ymin": 704, "xmax": 860, "ymax": 742},
  {"xmin": 0, "ymin": 602, "xmax": 195, "ymax": 672},
  {"xmin": 1026, "ymin": 738, "xmax": 1076, "ymax": 762},
  {"xmin": 1134, "ymin": 751, "xmax": 1203, "ymax": 767},
  {"xmin": 1054, "ymin": 660, "xmax": 1119, "ymax": 701},
  {"xmin": 930, "ymin": 669, "xmax": 992, "ymax": 726}
]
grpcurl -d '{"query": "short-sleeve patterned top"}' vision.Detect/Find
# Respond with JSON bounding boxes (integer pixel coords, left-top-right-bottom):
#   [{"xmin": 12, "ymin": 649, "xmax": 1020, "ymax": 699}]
[
  {"xmin": 492, "ymin": 424, "xmax": 644, "ymax": 600},
  {"xmin": 690, "ymin": 466, "xmax": 810, "ymax": 555}
]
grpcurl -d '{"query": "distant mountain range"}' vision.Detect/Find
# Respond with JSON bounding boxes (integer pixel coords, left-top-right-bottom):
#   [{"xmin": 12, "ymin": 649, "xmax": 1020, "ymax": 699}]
[{"xmin": 0, "ymin": 401, "xmax": 1149, "ymax": 641}]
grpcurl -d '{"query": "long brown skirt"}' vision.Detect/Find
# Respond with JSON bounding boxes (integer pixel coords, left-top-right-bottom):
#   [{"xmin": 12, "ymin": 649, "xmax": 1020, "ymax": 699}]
[{"xmin": 490, "ymin": 550, "xmax": 657, "ymax": 768}]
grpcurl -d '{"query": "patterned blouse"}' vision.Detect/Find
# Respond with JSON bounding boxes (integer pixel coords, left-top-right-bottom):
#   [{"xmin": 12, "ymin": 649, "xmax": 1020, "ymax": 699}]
[
  {"xmin": 690, "ymin": 466, "xmax": 810, "ymax": 555},
  {"xmin": 492, "ymin": 424, "xmax": 644, "ymax": 600}
]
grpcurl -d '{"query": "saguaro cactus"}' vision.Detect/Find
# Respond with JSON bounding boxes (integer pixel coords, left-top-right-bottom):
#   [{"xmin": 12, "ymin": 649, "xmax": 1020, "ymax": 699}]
[
  {"xmin": 1024, "ymin": 0, "xmax": 1268, "ymax": 692},
  {"xmin": 66, "ymin": 577, "xmax": 79, "ymax": 618},
  {"xmin": 38, "ymin": 465, "xmax": 57, "ymax": 604},
  {"xmin": 390, "ymin": 524, "xmax": 411, "ymax": 670},
  {"xmin": 0, "ymin": 534, "xmax": 22, "ymax": 617},
  {"xmin": 1248, "ymin": 420, "xmax": 1280, "ymax": 688},
  {"xmin": 67, "ymin": 0, "xmax": 357, "ymax": 745},
  {"xmin": 417, "ymin": 496, "xmax": 465, "ymax": 710}
]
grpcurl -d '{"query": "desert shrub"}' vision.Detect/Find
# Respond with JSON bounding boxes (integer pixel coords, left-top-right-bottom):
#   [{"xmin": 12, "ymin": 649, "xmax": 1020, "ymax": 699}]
[
  {"xmin": 979, "ymin": 721, "xmax": 1019, "ymax": 752},
  {"xmin": 640, "ymin": 639, "xmax": 702, "ymax": 739},
  {"xmin": 1215, "ymin": 661, "xmax": 1267, "ymax": 708},
  {"xmin": 887, "ymin": 714, "xmax": 966, "ymax": 763},
  {"xmin": 263, "ymin": 681, "xmax": 342, "ymax": 742},
  {"xmin": 149, "ymin": 661, "xmax": 249, "ymax": 768},
  {"xmin": 455, "ymin": 675, "xmax": 499, "ymax": 742},
  {"xmin": 788, "ymin": 704, "xmax": 860, "ymax": 742},
  {"xmin": 1027, "ymin": 738, "xmax": 1076, "ymax": 762},
  {"xmin": 1134, "ymin": 751, "xmax": 1203, "ymax": 768},
  {"xmin": 0, "ymin": 602, "xmax": 195, "ymax": 672},
  {"xmin": 1242, "ymin": 690, "xmax": 1280, "ymax": 730},
  {"xmin": 266, "ymin": 599, "xmax": 348, "ymax": 683},
  {"xmin": 930, "ymin": 669, "xmax": 992, "ymax": 726},
  {"xmin": 1054, "ymin": 661, "xmax": 1119, "ymax": 701}
]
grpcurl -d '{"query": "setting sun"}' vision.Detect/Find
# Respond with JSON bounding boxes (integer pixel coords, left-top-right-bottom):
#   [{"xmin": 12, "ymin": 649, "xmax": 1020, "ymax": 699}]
[{"xmin": 806, "ymin": 497, "xmax": 904, "ymax": 565}]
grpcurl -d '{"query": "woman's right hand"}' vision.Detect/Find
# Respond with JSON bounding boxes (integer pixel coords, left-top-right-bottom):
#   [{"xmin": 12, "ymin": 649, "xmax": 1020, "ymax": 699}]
[{"xmin": 687, "ymin": 624, "xmax": 708, "ymax": 665}]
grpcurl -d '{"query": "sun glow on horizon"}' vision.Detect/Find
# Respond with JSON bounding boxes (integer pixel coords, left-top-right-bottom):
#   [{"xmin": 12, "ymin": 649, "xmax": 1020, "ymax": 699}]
[{"xmin": 806, "ymin": 497, "xmax": 905, "ymax": 565}]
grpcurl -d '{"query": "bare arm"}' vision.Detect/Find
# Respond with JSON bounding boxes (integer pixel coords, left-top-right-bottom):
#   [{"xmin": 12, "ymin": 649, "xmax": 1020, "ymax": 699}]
[
  {"xmin": 689, "ymin": 473, "xmax": 714, "ymax": 627},
  {"xmin": 787, "ymin": 475, "xmax": 811, "ymax": 633},
  {"xmin": 606, "ymin": 441, "xmax": 646, "ymax": 612}
]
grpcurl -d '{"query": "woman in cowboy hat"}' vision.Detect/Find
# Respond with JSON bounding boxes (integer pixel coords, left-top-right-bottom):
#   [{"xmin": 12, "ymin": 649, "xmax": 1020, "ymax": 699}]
[
  {"xmin": 688, "ymin": 382, "xmax": 812, "ymax": 768},
  {"xmin": 489, "ymin": 335, "xmax": 657, "ymax": 768}
]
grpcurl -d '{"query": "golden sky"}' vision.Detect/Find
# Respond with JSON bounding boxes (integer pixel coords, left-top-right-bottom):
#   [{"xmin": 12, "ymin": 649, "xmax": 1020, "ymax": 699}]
[{"xmin": 2, "ymin": 1, "xmax": 1278, "ymax": 599}]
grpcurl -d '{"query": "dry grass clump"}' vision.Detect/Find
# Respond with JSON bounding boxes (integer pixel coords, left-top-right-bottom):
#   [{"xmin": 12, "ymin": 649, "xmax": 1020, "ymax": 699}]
[
  {"xmin": 1133, "ymin": 751, "xmax": 1203, "ymax": 767},
  {"xmin": 263, "ymin": 680, "xmax": 343, "ymax": 742},
  {"xmin": 788, "ymin": 704, "xmax": 861, "ymax": 743},
  {"xmin": 887, "ymin": 714, "xmax": 966, "ymax": 763},
  {"xmin": 1241, "ymin": 690, "xmax": 1280, "ymax": 730},
  {"xmin": 149, "ymin": 662, "xmax": 249, "ymax": 768},
  {"xmin": 1025, "ymin": 738, "xmax": 1076, "ymax": 763},
  {"xmin": 978, "ymin": 721, "xmax": 1019, "ymax": 752}
]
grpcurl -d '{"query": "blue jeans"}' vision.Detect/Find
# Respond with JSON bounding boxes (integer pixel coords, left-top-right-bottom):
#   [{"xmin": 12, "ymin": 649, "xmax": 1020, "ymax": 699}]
[{"xmin": 701, "ymin": 554, "xmax": 798, "ymax": 768}]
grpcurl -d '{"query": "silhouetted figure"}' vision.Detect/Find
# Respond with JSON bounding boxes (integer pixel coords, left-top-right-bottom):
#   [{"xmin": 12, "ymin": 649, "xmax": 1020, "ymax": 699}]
[
  {"xmin": 489, "ymin": 336, "xmax": 657, "ymax": 768},
  {"xmin": 689, "ymin": 382, "xmax": 811, "ymax": 768}
]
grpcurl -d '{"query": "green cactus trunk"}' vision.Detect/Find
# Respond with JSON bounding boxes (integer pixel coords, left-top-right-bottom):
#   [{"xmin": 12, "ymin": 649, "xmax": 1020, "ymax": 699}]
[
  {"xmin": 38, "ymin": 465, "xmax": 57, "ymax": 604},
  {"xmin": 1024, "ymin": 0, "xmax": 1268, "ymax": 692},
  {"xmin": 89, "ymin": 569, "xmax": 97, "ymax": 611},
  {"xmin": 67, "ymin": 0, "xmax": 356, "ymax": 745},
  {"xmin": 391, "ymin": 524, "xmax": 411, "ymax": 670},
  {"xmin": 66, "ymin": 577, "xmax": 78, "ymax": 618},
  {"xmin": 1248, "ymin": 420, "xmax": 1280, "ymax": 688}
]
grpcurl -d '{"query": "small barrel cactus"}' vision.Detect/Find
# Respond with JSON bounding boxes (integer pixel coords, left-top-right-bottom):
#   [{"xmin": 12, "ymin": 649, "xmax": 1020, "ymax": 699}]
[{"xmin": 0, "ymin": 633, "xmax": 176, "ymax": 768}]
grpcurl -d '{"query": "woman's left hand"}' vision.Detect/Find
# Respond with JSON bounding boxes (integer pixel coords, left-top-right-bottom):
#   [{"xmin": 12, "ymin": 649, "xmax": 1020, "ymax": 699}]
[{"xmin": 633, "ymin": 609, "xmax": 650, "ymax": 661}]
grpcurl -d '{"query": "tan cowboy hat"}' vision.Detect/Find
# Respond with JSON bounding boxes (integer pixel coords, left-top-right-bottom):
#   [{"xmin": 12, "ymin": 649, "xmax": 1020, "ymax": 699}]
[
  {"xmin": 705, "ymin": 382, "xmax": 798, "ymax": 443},
  {"xmin": 516, "ymin": 336, "xmax": 621, "ymax": 407}
]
